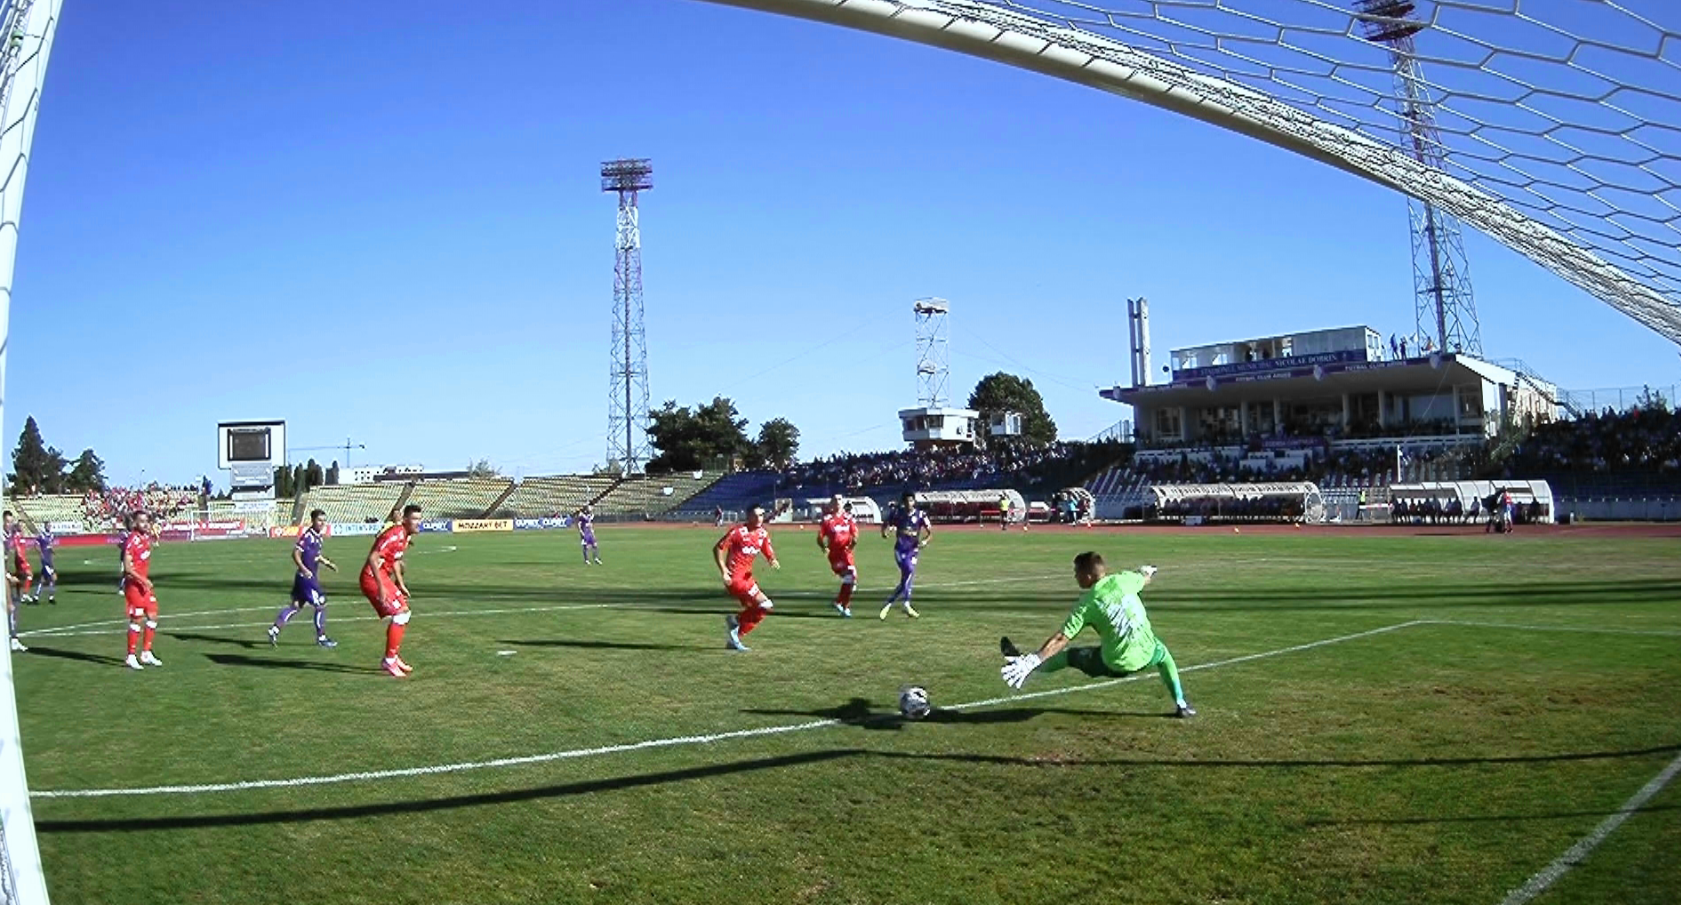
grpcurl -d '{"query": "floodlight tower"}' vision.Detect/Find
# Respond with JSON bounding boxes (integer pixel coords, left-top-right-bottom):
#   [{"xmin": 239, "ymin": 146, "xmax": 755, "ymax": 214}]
[
  {"xmin": 913, "ymin": 297, "xmax": 951, "ymax": 407},
  {"xmin": 1355, "ymin": 0, "xmax": 1483, "ymax": 358},
  {"xmin": 601, "ymin": 158, "xmax": 653, "ymax": 474}
]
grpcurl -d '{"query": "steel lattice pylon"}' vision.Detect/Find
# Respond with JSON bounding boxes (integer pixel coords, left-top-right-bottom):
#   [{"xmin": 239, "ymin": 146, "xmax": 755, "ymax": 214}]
[
  {"xmin": 913, "ymin": 297, "xmax": 952, "ymax": 407},
  {"xmin": 602, "ymin": 158, "xmax": 654, "ymax": 475},
  {"xmin": 708, "ymin": 0, "xmax": 1681, "ymax": 346},
  {"xmin": 1358, "ymin": 0, "xmax": 1481, "ymax": 356}
]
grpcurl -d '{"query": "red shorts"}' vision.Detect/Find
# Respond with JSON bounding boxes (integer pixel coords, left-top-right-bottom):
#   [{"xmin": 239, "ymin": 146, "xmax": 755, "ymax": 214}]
[
  {"xmin": 14, "ymin": 557, "xmax": 30, "ymax": 579},
  {"xmin": 123, "ymin": 583, "xmax": 157, "ymax": 618},
  {"xmin": 726, "ymin": 575, "xmax": 762, "ymax": 607},
  {"xmin": 360, "ymin": 570, "xmax": 407, "ymax": 618},
  {"xmin": 828, "ymin": 554, "xmax": 856, "ymax": 576}
]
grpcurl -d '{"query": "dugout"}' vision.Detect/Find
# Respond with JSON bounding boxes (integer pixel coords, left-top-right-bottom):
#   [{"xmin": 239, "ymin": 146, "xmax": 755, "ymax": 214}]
[
  {"xmin": 1147, "ymin": 482, "xmax": 1326, "ymax": 524},
  {"xmin": 1387, "ymin": 480, "xmax": 1554, "ymax": 524},
  {"xmin": 911, "ymin": 489, "xmax": 1027, "ymax": 525},
  {"xmin": 789, "ymin": 496, "xmax": 883, "ymax": 524}
]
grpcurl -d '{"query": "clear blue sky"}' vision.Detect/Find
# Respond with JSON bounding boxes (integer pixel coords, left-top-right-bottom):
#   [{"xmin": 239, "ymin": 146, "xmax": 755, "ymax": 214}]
[{"xmin": 8, "ymin": 0, "xmax": 1675, "ymax": 487}]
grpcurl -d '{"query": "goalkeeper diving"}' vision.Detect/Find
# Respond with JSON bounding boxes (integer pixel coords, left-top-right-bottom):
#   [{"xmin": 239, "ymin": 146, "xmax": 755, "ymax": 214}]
[{"xmin": 1000, "ymin": 552, "xmax": 1195, "ymax": 718}]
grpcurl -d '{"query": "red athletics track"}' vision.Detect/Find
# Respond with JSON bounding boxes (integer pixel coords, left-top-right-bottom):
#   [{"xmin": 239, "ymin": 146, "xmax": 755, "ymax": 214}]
[{"xmin": 632, "ymin": 520, "xmax": 1681, "ymax": 539}]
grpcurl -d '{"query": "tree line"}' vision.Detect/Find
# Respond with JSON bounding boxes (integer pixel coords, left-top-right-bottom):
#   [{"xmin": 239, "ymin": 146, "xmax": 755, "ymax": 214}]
[
  {"xmin": 7, "ymin": 416, "xmax": 107, "ymax": 495},
  {"xmin": 642, "ymin": 372, "xmax": 1056, "ymax": 471}
]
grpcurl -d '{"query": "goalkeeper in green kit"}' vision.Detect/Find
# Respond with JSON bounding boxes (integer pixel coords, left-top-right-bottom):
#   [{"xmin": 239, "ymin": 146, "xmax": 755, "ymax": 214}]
[{"xmin": 999, "ymin": 552, "xmax": 1195, "ymax": 718}]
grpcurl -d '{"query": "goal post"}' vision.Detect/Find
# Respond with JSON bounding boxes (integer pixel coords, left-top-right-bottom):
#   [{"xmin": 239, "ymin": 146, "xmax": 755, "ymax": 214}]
[{"xmin": 0, "ymin": 642, "xmax": 48, "ymax": 905}]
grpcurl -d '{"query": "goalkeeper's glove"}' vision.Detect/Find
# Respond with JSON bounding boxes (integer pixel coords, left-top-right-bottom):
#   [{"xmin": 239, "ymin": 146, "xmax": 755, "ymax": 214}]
[
  {"xmin": 1139, "ymin": 565, "xmax": 1158, "ymax": 579},
  {"xmin": 1001, "ymin": 653, "xmax": 1041, "ymax": 689}
]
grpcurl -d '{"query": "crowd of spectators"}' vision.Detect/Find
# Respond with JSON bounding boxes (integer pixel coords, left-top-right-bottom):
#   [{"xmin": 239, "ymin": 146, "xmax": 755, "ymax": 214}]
[
  {"xmin": 779, "ymin": 441, "xmax": 1123, "ymax": 495},
  {"xmin": 81, "ymin": 484, "xmax": 201, "ymax": 529},
  {"xmin": 1502, "ymin": 403, "xmax": 1681, "ymax": 476}
]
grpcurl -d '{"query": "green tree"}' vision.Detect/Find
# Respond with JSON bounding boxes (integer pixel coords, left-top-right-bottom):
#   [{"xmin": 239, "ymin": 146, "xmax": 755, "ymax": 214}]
[
  {"xmin": 753, "ymin": 418, "xmax": 801, "ymax": 469},
  {"xmin": 326, "ymin": 461, "xmax": 340, "ymax": 486},
  {"xmin": 9, "ymin": 416, "xmax": 63, "ymax": 494},
  {"xmin": 467, "ymin": 459, "xmax": 502, "ymax": 479},
  {"xmin": 305, "ymin": 458, "xmax": 324, "ymax": 489},
  {"xmin": 647, "ymin": 397, "xmax": 751, "ymax": 472},
  {"xmin": 65, "ymin": 449, "xmax": 107, "ymax": 493},
  {"xmin": 967, "ymin": 373, "xmax": 1058, "ymax": 446},
  {"xmin": 274, "ymin": 465, "xmax": 295, "ymax": 498}
]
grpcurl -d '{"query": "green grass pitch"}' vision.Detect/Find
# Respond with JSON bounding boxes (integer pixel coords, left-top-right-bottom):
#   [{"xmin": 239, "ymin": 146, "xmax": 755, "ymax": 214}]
[{"xmin": 13, "ymin": 524, "xmax": 1681, "ymax": 904}]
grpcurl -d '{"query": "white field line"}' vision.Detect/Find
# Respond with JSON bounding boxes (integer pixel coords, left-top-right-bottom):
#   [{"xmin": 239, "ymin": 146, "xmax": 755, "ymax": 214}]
[
  {"xmin": 1426, "ymin": 619, "xmax": 1681, "ymax": 638},
  {"xmin": 22, "ymin": 603, "xmax": 627, "ymax": 639},
  {"xmin": 30, "ymin": 620, "xmax": 1422, "ymax": 799},
  {"xmin": 18, "ymin": 571, "xmax": 1070, "ymax": 639},
  {"xmin": 1498, "ymin": 750, "xmax": 1681, "ymax": 905}
]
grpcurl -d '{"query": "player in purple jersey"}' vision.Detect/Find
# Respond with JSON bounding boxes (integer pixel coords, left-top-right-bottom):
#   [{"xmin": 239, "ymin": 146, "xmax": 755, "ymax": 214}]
[
  {"xmin": 575, "ymin": 505, "xmax": 602, "ymax": 565},
  {"xmin": 879, "ymin": 491, "xmax": 932, "ymax": 619},
  {"xmin": 268, "ymin": 509, "xmax": 340, "ymax": 648},
  {"xmin": 34, "ymin": 525, "xmax": 55, "ymax": 604}
]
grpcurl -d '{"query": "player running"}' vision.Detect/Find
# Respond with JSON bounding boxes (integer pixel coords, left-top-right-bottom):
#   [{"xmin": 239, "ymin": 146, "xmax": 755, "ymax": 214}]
[
  {"xmin": 880, "ymin": 492, "xmax": 931, "ymax": 619},
  {"xmin": 362, "ymin": 504, "xmax": 422, "ymax": 678},
  {"xmin": 716, "ymin": 504, "xmax": 781, "ymax": 651},
  {"xmin": 817, "ymin": 495, "xmax": 859, "ymax": 617},
  {"xmin": 268, "ymin": 509, "xmax": 339, "ymax": 648},
  {"xmin": 999, "ymin": 552, "xmax": 1195, "ymax": 718},
  {"xmin": 34, "ymin": 523, "xmax": 56, "ymax": 604},
  {"xmin": 121, "ymin": 512, "xmax": 163, "ymax": 670},
  {"xmin": 576, "ymin": 504, "xmax": 602, "ymax": 565}
]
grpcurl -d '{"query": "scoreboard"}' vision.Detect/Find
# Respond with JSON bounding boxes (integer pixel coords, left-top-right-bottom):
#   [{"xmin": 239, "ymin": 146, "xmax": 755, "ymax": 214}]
[{"xmin": 217, "ymin": 420, "xmax": 286, "ymax": 490}]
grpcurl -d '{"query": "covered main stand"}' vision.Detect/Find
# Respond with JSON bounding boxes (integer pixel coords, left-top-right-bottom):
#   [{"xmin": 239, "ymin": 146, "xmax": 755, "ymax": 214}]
[{"xmin": 1147, "ymin": 482, "xmax": 1326, "ymax": 524}]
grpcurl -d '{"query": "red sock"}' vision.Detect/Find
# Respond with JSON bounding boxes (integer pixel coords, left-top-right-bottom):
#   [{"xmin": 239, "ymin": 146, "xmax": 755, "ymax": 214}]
[
  {"xmin": 837, "ymin": 582, "xmax": 854, "ymax": 607},
  {"xmin": 738, "ymin": 605, "xmax": 766, "ymax": 636},
  {"xmin": 127, "ymin": 626, "xmax": 140, "ymax": 655},
  {"xmin": 385, "ymin": 621, "xmax": 406, "ymax": 659},
  {"xmin": 142, "ymin": 623, "xmax": 155, "ymax": 651}
]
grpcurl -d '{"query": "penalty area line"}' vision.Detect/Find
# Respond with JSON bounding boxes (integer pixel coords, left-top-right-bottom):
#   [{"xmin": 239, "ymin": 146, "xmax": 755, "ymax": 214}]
[
  {"xmin": 1498, "ymin": 750, "xmax": 1681, "ymax": 905},
  {"xmin": 30, "ymin": 620, "xmax": 1423, "ymax": 800}
]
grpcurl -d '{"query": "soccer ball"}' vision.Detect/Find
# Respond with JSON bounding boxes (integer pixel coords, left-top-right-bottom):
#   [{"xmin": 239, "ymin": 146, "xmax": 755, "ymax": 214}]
[{"xmin": 898, "ymin": 685, "xmax": 932, "ymax": 721}]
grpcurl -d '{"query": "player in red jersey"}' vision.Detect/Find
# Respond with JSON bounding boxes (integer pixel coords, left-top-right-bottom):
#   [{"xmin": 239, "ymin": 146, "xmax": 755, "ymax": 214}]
[
  {"xmin": 122, "ymin": 511, "xmax": 163, "ymax": 670},
  {"xmin": 817, "ymin": 494, "xmax": 859, "ymax": 618},
  {"xmin": 715, "ymin": 504, "xmax": 781, "ymax": 651},
  {"xmin": 361, "ymin": 504, "xmax": 422, "ymax": 678}
]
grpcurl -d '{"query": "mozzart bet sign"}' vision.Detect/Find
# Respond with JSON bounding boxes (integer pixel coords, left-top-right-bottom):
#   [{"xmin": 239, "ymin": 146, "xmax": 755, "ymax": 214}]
[{"xmin": 451, "ymin": 519, "xmax": 514, "ymax": 533}]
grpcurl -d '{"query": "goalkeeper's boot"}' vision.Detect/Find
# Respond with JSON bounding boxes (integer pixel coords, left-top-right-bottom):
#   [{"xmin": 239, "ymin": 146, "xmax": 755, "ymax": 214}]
[
  {"xmin": 1175, "ymin": 702, "xmax": 1197, "ymax": 719},
  {"xmin": 999, "ymin": 636, "xmax": 1022, "ymax": 658},
  {"xmin": 316, "ymin": 635, "xmax": 338, "ymax": 649},
  {"xmin": 381, "ymin": 657, "xmax": 407, "ymax": 678},
  {"xmin": 8, "ymin": 637, "xmax": 25, "ymax": 653},
  {"xmin": 832, "ymin": 602, "xmax": 852, "ymax": 618},
  {"xmin": 902, "ymin": 602, "xmax": 920, "ymax": 619},
  {"xmin": 724, "ymin": 615, "xmax": 749, "ymax": 652},
  {"xmin": 139, "ymin": 650, "xmax": 162, "ymax": 667},
  {"xmin": 267, "ymin": 625, "xmax": 280, "ymax": 647}
]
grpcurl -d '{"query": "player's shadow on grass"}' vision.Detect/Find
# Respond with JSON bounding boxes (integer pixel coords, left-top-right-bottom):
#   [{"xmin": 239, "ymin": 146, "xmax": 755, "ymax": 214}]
[
  {"xmin": 742, "ymin": 699, "xmax": 1171, "ymax": 732},
  {"xmin": 203, "ymin": 653, "xmax": 379, "ymax": 675},
  {"xmin": 169, "ymin": 632, "xmax": 270, "ymax": 650},
  {"xmin": 34, "ymin": 748, "xmax": 865, "ymax": 834},
  {"xmin": 496, "ymin": 638, "xmax": 709, "ymax": 652},
  {"xmin": 20, "ymin": 646, "xmax": 127, "ymax": 667}
]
